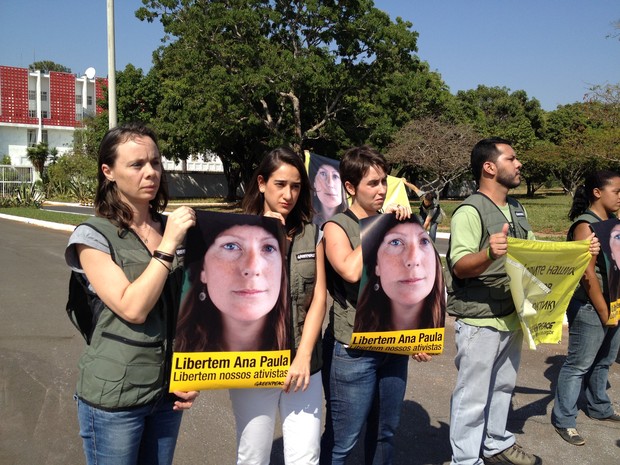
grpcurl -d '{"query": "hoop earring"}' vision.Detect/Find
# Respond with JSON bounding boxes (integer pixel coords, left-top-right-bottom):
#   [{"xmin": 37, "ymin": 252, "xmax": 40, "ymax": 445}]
[
  {"xmin": 373, "ymin": 279, "xmax": 380, "ymax": 292},
  {"xmin": 199, "ymin": 287, "xmax": 207, "ymax": 301}
]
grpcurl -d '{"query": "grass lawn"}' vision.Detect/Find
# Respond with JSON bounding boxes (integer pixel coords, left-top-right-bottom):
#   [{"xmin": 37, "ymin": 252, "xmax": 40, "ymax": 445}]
[
  {"xmin": 0, "ymin": 207, "xmax": 89, "ymax": 226},
  {"xmin": 428, "ymin": 188, "xmax": 572, "ymax": 240},
  {"xmin": 1, "ymin": 188, "xmax": 575, "ymax": 238}
]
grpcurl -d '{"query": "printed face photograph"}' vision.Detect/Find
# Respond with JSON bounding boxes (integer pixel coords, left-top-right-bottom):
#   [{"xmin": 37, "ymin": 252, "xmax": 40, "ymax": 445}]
[
  {"xmin": 354, "ymin": 214, "xmax": 445, "ymax": 333},
  {"xmin": 314, "ymin": 163, "xmax": 343, "ymax": 209},
  {"xmin": 610, "ymin": 223, "xmax": 620, "ymax": 270},
  {"xmin": 200, "ymin": 224, "xmax": 283, "ymax": 323},
  {"xmin": 375, "ymin": 222, "xmax": 436, "ymax": 313}
]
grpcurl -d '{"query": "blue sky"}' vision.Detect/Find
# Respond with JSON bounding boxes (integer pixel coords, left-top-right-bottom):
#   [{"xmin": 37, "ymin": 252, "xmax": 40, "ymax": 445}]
[{"xmin": 1, "ymin": 0, "xmax": 618, "ymax": 111}]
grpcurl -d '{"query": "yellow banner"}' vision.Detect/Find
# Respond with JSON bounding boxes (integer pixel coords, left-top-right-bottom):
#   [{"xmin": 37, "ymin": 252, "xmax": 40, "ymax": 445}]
[
  {"xmin": 169, "ymin": 350, "xmax": 290, "ymax": 391},
  {"xmin": 386, "ymin": 176, "xmax": 412, "ymax": 214},
  {"xmin": 349, "ymin": 328, "xmax": 444, "ymax": 355},
  {"xmin": 506, "ymin": 238, "xmax": 591, "ymax": 349}
]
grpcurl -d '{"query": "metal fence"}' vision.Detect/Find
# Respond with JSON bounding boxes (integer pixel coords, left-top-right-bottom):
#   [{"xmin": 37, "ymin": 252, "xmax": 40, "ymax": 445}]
[{"xmin": 0, "ymin": 165, "xmax": 34, "ymax": 197}]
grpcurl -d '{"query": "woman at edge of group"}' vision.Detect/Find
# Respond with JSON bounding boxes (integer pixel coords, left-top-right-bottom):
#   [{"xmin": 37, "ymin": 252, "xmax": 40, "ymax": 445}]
[
  {"xmin": 226, "ymin": 146, "xmax": 327, "ymax": 465},
  {"xmin": 319, "ymin": 145, "xmax": 430, "ymax": 465},
  {"xmin": 64, "ymin": 122, "xmax": 198, "ymax": 465},
  {"xmin": 354, "ymin": 214, "xmax": 445, "ymax": 333},
  {"xmin": 551, "ymin": 169, "xmax": 620, "ymax": 446}
]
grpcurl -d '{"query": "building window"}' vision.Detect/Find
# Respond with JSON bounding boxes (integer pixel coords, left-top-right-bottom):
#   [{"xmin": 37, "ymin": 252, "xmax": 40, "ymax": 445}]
[
  {"xmin": 42, "ymin": 130, "xmax": 48, "ymax": 144},
  {"xmin": 41, "ymin": 91, "xmax": 48, "ymax": 102},
  {"xmin": 41, "ymin": 110, "xmax": 49, "ymax": 119},
  {"xmin": 29, "ymin": 110, "xmax": 37, "ymax": 118},
  {"xmin": 76, "ymin": 112, "xmax": 83, "ymax": 121},
  {"xmin": 29, "ymin": 90, "xmax": 36, "ymax": 100},
  {"xmin": 76, "ymin": 94, "xmax": 82, "ymax": 103},
  {"xmin": 87, "ymin": 96, "xmax": 93, "ymax": 106},
  {"xmin": 27, "ymin": 130, "xmax": 37, "ymax": 147}
]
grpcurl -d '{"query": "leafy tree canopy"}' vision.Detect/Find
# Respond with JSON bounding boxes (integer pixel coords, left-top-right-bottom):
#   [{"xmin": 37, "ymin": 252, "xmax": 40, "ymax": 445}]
[
  {"xmin": 137, "ymin": 0, "xmax": 451, "ymax": 199},
  {"xmin": 454, "ymin": 85, "xmax": 545, "ymax": 153},
  {"xmin": 29, "ymin": 61, "xmax": 72, "ymax": 73}
]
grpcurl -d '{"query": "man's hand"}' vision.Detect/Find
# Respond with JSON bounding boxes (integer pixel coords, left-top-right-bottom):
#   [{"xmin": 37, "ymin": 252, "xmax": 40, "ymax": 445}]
[{"xmin": 488, "ymin": 223, "xmax": 510, "ymax": 260}]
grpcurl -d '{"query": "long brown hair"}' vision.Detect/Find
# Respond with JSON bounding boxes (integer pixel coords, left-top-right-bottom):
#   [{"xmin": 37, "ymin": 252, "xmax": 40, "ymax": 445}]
[
  {"xmin": 242, "ymin": 147, "xmax": 313, "ymax": 235},
  {"xmin": 354, "ymin": 214, "xmax": 445, "ymax": 332},
  {"xmin": 175, "ymin": 212, "xmax": 290, "ymax": 352},
  {"xmin": 94, "ymin": 122, "xmax": 168, "ymax": 230}
]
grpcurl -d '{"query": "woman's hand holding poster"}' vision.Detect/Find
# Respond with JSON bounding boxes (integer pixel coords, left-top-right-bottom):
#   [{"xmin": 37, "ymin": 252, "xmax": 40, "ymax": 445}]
[
  {"xmin": 349, "ymin": 214, "xmax": 446, "ymax": 355},
  {"xmin": 170, "ymin": 211, "xmax": 291, "ymax": 391}
]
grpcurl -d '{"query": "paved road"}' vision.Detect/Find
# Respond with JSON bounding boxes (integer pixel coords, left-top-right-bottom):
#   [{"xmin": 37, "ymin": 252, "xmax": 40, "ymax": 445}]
[{"xmin": 1, "ymin": 217, "xmax": 619, "ymax": 465}]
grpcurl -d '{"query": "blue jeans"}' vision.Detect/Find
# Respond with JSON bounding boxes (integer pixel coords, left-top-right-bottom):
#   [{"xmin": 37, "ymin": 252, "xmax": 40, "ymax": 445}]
[
  {"xmin": 552, "ymin": 300, "xmax": 620, "ymax": 428},
  {"xmin": 321, "ymin": 338, "xmax": 408, "ymax": 465},
  {"xmin": 77, "ymin": 396, "xmax": 183, "ymax": 465},
  {"xmin": 449, "ymin": 321, "xmax": 522, "ymax": 465},
  {"xmin": 428, "ymin": 222, "xmax": 438, "ymax": 242}
]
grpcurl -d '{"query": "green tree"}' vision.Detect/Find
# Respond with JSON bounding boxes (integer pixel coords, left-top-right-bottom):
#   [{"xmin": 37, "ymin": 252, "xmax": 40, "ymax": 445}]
[
  {"xmin": 26, "ymin": 142, "xmax": 51, "ymax": 178},
  {"xmin": 29, "ymin": 61, "xmax": 72, "ymax": 73},
  {"xmin": 138, "ymin": 0, "xmax": 450, "ymax": 199},
  {"xmin": 454, "ymin": 85, "xmax": 545, "ymax": 153},
  {"xmin": 520, "ymin": 141, "xmax": 557, "ymax": 197}
]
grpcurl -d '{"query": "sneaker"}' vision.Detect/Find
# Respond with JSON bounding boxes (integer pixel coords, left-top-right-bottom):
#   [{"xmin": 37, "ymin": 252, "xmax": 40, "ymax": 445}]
[
  {"xmin": 554, "ymin": 426, "xmax": 585, "ymax": 446},
  {"xmin": 483, "ymin": 443, "xmax": 542, "ymax": 465}
]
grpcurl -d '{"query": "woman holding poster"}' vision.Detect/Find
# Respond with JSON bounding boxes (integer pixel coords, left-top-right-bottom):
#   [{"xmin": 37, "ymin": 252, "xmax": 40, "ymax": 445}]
[
  {"xmin": 320, "ymin": 145, "xmax": 428, "ymax": 465},
  {"xmin": 175, "ymin": 212, "xmax": 289, "ymax": 353},
  {"xmin": 552, "ymin": 170, "xmax": 620, "ymax": 446},
  {"xmin": 309, "ymin": 154, "xmax": 349, "ymax": 226},
  {"xmin": 64, "ymin": 122, "xmax": 198, "ymax": 465},
  {"xmin": 218, "ymin": 147, "xmax": 326, "ymax": 465},
  {"xmin": 355, "ymin": 214, "xmax": 445, "ymax": 332}
]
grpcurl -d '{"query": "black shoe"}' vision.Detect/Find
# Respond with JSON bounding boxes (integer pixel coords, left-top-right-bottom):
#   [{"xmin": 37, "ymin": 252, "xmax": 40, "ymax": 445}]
[
  {"xmin": 483, "ymin": 443, "xmax": 542, "ymax": 465},
  {"xmin": 588, "ymin": 410, "xmax": 620, "ymax": 422},
  {"xmin": 554, "ymin": 426, "xmax": 585, "ymax": 446}
]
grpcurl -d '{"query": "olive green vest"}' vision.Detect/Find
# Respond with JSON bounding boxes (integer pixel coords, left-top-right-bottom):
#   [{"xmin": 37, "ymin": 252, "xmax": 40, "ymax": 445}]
[
  {"xmin": 76, "ymin": 216, "xmax": 184, "ymax": 410},
  {"xmin": 446, "ymin": 193, "xmax": 531, "ymax": 318},
  {"xmin": 324, "ymin": 210, "xmax": 361, "ymax": 344},
  {"xmin": 568, "ymin": 211, "xmax": 608, "ymax": 304},
  {"xmin": 289, "ymin": 223, "xmax": 322, "ymax": 373}
]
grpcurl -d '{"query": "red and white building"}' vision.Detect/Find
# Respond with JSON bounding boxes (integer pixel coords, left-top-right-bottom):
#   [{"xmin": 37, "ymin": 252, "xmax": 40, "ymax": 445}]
[{"xmin": 0, "ymin": 65, "xmax": 106, "ymax": 165}]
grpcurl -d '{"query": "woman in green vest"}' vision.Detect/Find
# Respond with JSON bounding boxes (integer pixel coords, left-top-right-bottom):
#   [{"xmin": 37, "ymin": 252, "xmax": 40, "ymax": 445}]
[
  {"xmin": 552, "ymin": 170, "xmax": 620, "ymax": 446},
  {"xmin": 223, "ymin": 147, "xmax": 327, "ymax": 464},
  {"xmin": 64, "ymin": 122, "xmax": 198, "ymax": 465}
]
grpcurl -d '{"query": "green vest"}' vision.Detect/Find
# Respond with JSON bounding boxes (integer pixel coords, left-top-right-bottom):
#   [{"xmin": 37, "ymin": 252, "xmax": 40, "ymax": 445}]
[
  {"xmin": 325, "ymin": 210, "xmax": 361, "ymax": 344},
  {"xmin": 446, "ymin": 193, "xmax": 531, "ymax": 318},
  {"xmin": 568, "ymin": 211, "xmax": 608, "ymax": 304},
  {"xmin": 76, "ymin": 216, "xmax": 184, "ymax": 410},
  {"xmin": 289, "ymin": 223, "xmax": 322, "ymax": 373}
]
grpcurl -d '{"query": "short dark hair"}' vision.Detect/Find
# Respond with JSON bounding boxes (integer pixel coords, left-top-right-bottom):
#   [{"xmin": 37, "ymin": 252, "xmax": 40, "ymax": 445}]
[
  {"xmin": 339, "ymin": 145, "xmax": 389, "ymax": 191},
  {"xmin": 470, "ymin": 137, "xmax": 513, "ymax": 183}
]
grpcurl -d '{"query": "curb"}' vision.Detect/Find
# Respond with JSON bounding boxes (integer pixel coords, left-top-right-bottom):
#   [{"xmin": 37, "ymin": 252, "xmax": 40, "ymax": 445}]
[{"xmin": 0, "ymin": 213, "xmax": 75, "ymax": 232}]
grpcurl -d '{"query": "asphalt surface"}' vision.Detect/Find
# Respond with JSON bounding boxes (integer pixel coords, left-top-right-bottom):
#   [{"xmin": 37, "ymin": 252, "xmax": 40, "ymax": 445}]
[{"xmin": 1, "ymin": 215, "xmax": 619, "ymax": 465}]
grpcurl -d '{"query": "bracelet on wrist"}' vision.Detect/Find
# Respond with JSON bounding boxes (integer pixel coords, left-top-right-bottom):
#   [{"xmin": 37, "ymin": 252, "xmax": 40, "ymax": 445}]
[
  {"xmin": 487, "ymin": 247, "xmax": 497, "ymax": 261},
  {"xmin": 153, "ymin": 250, "xmax": 174, "ymax": 263},
  {"xmin": 153, "ymin": 256, "xmax": 171, "ymax": 271}
]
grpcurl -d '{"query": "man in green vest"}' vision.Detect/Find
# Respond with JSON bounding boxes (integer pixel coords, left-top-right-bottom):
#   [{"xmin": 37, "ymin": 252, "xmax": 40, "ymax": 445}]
[{"xmin": 446, "ymin": 138, "xmax": 541, "ymax": 465}]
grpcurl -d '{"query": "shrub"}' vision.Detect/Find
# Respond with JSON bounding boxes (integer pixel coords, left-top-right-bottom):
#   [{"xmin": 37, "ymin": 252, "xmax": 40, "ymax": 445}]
[{"xmin": 47, "ymin": 151, "xmax": 97, "ymax": 203}]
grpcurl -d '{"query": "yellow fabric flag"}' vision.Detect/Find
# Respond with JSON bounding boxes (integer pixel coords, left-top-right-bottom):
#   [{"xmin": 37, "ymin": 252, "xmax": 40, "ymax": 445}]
[
  {"xmin": 505, "ymin": 238, "xmax": 591, "ymax": 349},
  {"xmin": 385, "ymin": 176, "xmax": 411, "ymax": 213}
]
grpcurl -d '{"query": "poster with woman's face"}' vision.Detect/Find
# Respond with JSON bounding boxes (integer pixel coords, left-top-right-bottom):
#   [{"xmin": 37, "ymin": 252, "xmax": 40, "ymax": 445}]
[
  {"xmin": 169, "ymin": 211, "xmax": 291, "ymax": 391},
  {"xmin": 350, "ymin": 214, "xmax": 446, "ymax": 355},
  {"xmin": 589, "ymin": 218, "xmax": 620, "ymax": 324},
  {"xmin": 307, "ymin": 152, "xmax": 349, "ymax": 226}
]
